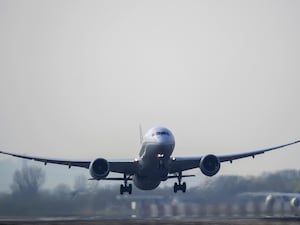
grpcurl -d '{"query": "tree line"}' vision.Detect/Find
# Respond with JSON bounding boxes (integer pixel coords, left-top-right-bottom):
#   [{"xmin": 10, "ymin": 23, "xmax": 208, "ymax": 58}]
[{"xmin": 1, "ymin": 165, "xmax": 300, "ymax": 217}]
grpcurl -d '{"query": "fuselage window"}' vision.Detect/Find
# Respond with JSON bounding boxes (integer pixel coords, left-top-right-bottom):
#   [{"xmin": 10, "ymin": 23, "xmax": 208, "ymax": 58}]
[{"xmin": 152, "ymin": 131, "xmax": 170, "ymax": 136}]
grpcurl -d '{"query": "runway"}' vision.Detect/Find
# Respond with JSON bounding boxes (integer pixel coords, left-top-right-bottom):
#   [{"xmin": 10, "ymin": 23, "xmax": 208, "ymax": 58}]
[{"xmin": 1, "ymin": 217, "xmax": 300, "ymax": 225}]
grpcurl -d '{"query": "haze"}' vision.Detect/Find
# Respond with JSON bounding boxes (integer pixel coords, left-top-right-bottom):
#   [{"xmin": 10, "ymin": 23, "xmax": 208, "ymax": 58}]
[{"xmin": 0, "ymin": 1, "xmax": 299, "ymax": 191}]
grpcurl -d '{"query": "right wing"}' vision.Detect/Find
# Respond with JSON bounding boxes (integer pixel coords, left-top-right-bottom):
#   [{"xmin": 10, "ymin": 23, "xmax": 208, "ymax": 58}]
[
  {"xmin": 169, "ymin": 139, "xmax": 300, "ymax": 174},
  {"xmin": 218, "ymin": 140, "xmax": 300, "ymax": 163}
]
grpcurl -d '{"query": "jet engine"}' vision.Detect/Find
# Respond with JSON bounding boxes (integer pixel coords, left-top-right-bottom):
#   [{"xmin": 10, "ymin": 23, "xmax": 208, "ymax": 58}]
[
  {"xmin": 265, "ymin": 194, "xmax": 275, "ymax": 207},
  {"xmin": 291, "ymin": 197, "xmax": 300, "ymax": 208},
  {"xmin": 199, "ymin": 154, "xmax": 221, "ymax": 177},
  {"xmin": 89, "ymin": 158, "xmax": 110, "ymax": 179}
]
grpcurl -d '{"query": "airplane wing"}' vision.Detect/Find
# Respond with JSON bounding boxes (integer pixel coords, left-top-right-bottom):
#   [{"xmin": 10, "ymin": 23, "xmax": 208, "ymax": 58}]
[
  {"xmin": 170, "ymin": 140, "xmax": 300, "ymax": 173},
  {"xmin": 0, "ymin": 150, "xmax": 138, "ymax": 174},
  {"xmin": 218, "ymin": 140, "xmax": 300, "ymax": 163},
  {"xmin": 0, "ymin": 150, "xmax": 90, "ymax": 168},
  {"xmin": 1, "ymin": 140, "xmax": 299, "ymax": 176},
  {"xmin": 239, "ymin": 192, "xmax": 300, "ymax": 198}
]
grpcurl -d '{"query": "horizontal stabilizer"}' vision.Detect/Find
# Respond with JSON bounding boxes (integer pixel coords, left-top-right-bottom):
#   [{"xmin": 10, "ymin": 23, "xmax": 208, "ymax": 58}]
[
  {"xmin": 89, "ymin": 177, "xmax": 133, "ymax": 181},
  {"xmin": 89, "ymin": 174, "xmax": 195, "ymax": 181},
  {"xmin": 168, "ymin": 174, "xmax": 195, "ymax": 179}
]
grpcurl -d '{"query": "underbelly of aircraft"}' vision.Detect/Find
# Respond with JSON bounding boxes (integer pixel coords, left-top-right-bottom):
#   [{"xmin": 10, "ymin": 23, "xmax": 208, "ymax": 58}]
[
  {"xmin": 133, "ymin": 164, "xmax": 169, "ymax": 190},
  {"xmin": 134, "ymin": 142, "xmax": 173, "ymax": 190},
  {"xmin": 133, "ymin": 174, "xmax": 161, "ymax": 190}
]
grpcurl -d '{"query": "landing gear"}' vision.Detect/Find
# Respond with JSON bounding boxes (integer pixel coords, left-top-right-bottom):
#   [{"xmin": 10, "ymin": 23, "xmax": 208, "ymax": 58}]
[
  {"xmin": 120, "ymin": 174, "xmax": 132, "ymax": 195},
  {"xmin": 120, "ymin": 183, "xmax": 132, "ymax": 195},
  {"xmin": 173, "ymin": 172, "xmax": 187, "ymax": 193}
]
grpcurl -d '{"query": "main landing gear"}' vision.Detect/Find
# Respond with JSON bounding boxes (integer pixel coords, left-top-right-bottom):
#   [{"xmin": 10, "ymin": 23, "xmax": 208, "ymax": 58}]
[
  {"xmin": 120, "ymin": 174, "xmax": 132, "ymax": 195},
  {"xmin": 173, "ymin": 172, "xmax": 186, "ymax": 193}
]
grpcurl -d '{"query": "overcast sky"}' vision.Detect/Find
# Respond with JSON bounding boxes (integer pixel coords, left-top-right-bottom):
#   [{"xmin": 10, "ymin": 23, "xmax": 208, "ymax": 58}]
[{"xmin": 0, "ymin": 0, "xmax": 300, "ymax": 192}]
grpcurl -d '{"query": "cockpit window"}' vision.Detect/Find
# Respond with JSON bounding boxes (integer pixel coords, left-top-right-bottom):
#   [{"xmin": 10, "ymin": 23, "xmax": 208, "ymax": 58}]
[{"xmin": 152, "ymin": 131, "xmax": 170, "ymax": 136}]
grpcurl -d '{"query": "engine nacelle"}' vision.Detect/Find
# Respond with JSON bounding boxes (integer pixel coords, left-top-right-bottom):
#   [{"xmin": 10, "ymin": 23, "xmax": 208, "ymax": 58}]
[
  {"xmin": 265, "ymin": 194, "xmax": 275, "ymax": 207},
  {"xmin": 291, "ymin": 197, "xmax": 300, "ymax": 208},
  {"xmin": 199, "ymin": 154, "xmax": 221, "ymax": 177},
  {"xmin": 89, "ymin": 158, "xmax": 110, "ymax": 180}
]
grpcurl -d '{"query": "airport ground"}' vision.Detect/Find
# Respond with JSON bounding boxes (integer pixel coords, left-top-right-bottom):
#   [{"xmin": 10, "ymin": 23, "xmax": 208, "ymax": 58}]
[{"xmin": 1, "ymin": 217, "xmax": 300, "ymax": 225}]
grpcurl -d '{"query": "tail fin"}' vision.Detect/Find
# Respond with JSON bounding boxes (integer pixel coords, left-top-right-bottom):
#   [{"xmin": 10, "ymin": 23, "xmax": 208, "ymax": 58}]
[{"xmin": 139, "ymin": 124, "xmax": 143, "ymax": 144}]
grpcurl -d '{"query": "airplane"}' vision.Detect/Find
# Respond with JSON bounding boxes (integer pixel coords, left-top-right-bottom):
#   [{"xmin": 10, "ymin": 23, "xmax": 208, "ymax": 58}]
[
  {"xmin": 0, "ymin": 126, "xmax": 299, "ymax": 195},
  {"xmin": 239, "ymin": 192, "xmax": 300, "ymax": 209}
]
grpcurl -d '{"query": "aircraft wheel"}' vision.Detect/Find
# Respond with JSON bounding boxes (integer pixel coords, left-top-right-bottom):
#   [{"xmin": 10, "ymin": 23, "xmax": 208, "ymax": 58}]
[
  {"xmin": 128, "ymin": 184, "xmax": 132, "ymax": 195},
  {"xmin": 174, "ymin": 182, "xmax": 178, "ymax": 193},
  {"xmin": 120, "ymin": 184, "xmax": 124, "ymax": 195},
  {"xmin": 182, "ymin": 182, "xmax": 186, "ymax": 193}
]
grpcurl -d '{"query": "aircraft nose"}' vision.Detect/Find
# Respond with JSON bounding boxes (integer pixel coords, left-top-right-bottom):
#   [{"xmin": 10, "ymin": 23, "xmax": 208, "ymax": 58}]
[{"xmin": 156, "ymin": 135, "xmax": 174, "ymax": 145}]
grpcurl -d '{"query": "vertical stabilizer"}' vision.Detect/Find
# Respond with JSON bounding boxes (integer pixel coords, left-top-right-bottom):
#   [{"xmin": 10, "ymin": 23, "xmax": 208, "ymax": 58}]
[{"xmin": 139, "ymin": 124, "xmax": 143, "ymax": 144}]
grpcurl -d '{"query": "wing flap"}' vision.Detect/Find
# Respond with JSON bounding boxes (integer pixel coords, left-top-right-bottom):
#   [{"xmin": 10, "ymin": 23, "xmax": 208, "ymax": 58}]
[
  {"xmin": 109, "ymin": 160, "xmax": 139, "ymax": 175},
  {"xmin": 169, "ymin": 157, "xmax": 201, "ymax": 173}
]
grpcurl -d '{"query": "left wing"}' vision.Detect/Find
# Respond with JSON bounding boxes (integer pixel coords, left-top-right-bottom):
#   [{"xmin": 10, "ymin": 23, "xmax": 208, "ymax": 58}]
[
  {"xmin": 170, "ymin": 140, "xmax": 300, "ymax": 173},
  {"xmin": 0, "ymin": 150, "xmax": 138, "ymax": 174},
  {"xmin": 0, "ymin": 150, "xmax": 90, "ymax": 168}
]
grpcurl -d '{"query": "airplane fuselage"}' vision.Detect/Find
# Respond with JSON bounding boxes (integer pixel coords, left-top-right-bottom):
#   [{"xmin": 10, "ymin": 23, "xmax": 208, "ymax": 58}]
[{"xmin": 133, "ymin": 127, "xmax": 175, "ymax": 190}]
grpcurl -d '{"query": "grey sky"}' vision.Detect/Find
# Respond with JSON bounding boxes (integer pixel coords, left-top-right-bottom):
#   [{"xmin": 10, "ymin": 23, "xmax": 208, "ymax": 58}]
[{"xmin": 0, "ymin": 1, "xmax": 300, "ymax": 191}]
